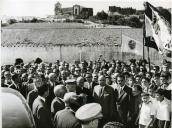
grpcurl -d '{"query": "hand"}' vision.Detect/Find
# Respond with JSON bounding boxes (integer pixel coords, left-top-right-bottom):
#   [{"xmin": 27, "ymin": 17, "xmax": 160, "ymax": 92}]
[{"xmin": 128, "ymin": 116, "xmax": 132, "ymax": 121}]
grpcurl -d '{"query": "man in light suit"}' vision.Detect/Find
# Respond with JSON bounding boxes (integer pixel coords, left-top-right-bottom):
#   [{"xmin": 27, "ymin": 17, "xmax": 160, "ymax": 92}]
[
  {"xmin": 93, "ymin": 75, "xmax": 118, "ymax": 127},
  {"xmin": 116, "ymin": 74, "xmax": 133, "ymax": 126},
  {"xmin": 32, "ymin": 82, "xmax": 53, "ymax": 128}
]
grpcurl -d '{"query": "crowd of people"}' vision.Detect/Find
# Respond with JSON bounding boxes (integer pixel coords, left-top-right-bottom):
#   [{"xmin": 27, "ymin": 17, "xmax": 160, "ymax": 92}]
[{"xmin": 1, "ymin": 57, "xmax": 171, "ymax": 128}]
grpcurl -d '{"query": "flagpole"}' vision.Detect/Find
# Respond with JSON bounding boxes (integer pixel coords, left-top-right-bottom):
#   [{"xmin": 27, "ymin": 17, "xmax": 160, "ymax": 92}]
[
  {"xmin": 143, "ymin": 5, "xmax": 151, "ymax": 72},
  {"xmin": 143, "ymin": 14, "xmax": 145, "ymax": 60},
  {"xmin": 144, "ymin": 12, "xmax": 151, "ymax": 72},
  {"xmin": 121, "ymin": 28, "xmax": 123, "ymax": 60},
  {"xmin": 147, "ymin": 46, "xmax": 151, "ymax": 72}
]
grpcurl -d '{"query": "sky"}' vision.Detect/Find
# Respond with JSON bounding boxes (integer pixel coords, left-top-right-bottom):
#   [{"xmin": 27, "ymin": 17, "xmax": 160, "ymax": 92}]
[{"xmin": 0, "ymin": 0, "xmax": 171, "ymax": 17}]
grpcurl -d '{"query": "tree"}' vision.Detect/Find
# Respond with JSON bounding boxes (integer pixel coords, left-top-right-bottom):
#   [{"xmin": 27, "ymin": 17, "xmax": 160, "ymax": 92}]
[
  {"xmin": 8, "ymin": 19, "xmax": 17, "ymax": 24},
  {"xmin": 96, "ymin": 10, "xmax": 108, "ymax": 20},
  {"xmin": 127, "ymin": 16, "xmax": 142, "ymax": 28},
  {"xmin": 31, "ymin": 18, "xmax": 38, "ymax": 23}
]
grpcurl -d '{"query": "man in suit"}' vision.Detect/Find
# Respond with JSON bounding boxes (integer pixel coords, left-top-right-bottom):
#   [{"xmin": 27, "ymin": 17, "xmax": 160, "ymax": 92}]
[
  {"xmin": 46, "ymin": 73, "xmax": 57, "ymax": 109},
  {"xmin": 53, "ymin": 92, "xmax": 81, "ymax": 128},
  {"xmin": 3, "ymin": 71, "xmax": 13, "ymax": 87},
  {"xmin": 32, "ymin": 82, "xmax": 53, "ymax": 128},
  {"xmin": 93, "ymin": 75, "xmax": 118, "ymax": 127},
  {"xmin": 116, "ymin": 74, "xmax": 133, "ymax": 126},
  {"xmin": 84, "ymin": 73, "xmax": 96, "ymax": 95},
  {"xmin": 76, "ymin": 76, "xmax": 92, "ymax": 103},
  {"xmin": 51, "ymin": 85, "xmax": 67, "ymax": 117},
  {"xmin": 9, "ymin": 73, "xmax": 26, "ymax": 97}
]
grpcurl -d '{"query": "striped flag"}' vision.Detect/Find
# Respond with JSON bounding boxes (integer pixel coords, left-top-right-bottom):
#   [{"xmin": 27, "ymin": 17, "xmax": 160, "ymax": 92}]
[
  {"xmin": 144, "ymin": 2, "xmax": 171, "ymax": 58},
  {"xmin": 121, "ymin": 34, "xmax": 143, "ymax": 56}
]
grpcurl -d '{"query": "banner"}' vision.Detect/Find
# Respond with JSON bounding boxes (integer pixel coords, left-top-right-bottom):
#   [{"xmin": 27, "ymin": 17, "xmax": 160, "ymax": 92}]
[
  {"xmin": 144, "ymin": 2, "xmax": 171, "ymax": 58},
  {"xmin": 121, "ymin": 34, "xmax": 143, "ymax": 56}
]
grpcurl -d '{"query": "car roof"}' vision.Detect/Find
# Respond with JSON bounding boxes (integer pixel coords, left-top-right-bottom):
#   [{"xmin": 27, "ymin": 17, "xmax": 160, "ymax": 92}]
[{"xmin": 1, "ymin": 87, "xmax": 36, "ymax": 128}]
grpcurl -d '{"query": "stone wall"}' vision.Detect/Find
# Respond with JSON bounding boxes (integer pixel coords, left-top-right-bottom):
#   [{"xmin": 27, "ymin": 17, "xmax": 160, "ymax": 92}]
[{"xmin": 1, "ymin": 45, "xmax": 161, "ymax": 65}]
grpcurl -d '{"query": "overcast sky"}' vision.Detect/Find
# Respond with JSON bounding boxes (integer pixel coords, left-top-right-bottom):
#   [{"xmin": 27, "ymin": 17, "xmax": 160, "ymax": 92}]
[{"xmin": 0, "ymin": 0, "xmax": 171, "ymax": 17}]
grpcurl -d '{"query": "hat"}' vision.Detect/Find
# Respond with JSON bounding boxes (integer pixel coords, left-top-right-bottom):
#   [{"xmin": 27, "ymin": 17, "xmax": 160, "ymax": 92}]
[
  {"xmin": 14, "ymin": 58, "xmax": 23, "ymax": 66},
  {"xmin": 76, "ymin": 103, "xmax": 103, "ymax": 122},
  {"xmin": 65, "ymin": 79, "xmax": 76, "ymax": 84},
  {"xmin": 35, "ymin": 57, "xmax": 42, "ymax": 64}
]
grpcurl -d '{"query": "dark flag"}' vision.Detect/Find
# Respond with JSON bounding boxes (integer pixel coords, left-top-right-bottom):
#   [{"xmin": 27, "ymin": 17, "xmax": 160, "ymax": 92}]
[{"xmin": 145, "ymin": 36, "xmax": 158, "ymax": 51}]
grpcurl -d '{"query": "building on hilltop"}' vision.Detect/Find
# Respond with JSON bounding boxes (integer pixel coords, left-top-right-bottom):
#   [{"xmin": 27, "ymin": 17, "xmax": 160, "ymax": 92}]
[
  {"xmin": 108, "ymin": 6, "xmax": 136, "ymax": 16},
  {"xmin": 54, "ymin": 2, "xmax": 93, "ymax": 19}
]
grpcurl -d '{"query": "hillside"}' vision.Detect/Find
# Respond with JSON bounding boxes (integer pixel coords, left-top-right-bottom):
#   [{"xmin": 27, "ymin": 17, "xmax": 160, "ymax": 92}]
[{"xmin": 1, "ymin": 23, "xmax": 142, "ymax": 47}]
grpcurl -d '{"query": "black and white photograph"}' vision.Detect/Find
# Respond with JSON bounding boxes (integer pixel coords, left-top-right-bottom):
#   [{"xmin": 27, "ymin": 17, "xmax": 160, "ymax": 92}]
[{"xmin": 0, "ymin": 0, "xmax": 171, "ymax": 128}]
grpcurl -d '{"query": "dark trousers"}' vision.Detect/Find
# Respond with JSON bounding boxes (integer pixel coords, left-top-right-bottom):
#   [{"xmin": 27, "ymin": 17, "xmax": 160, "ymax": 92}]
[
  {"xmin": 139, "ymin": 124, "xmax": 146, "ymax": 128},
  {"xmin": 153, "ymin": 118, "xmax": 171, "ymax": 128}
]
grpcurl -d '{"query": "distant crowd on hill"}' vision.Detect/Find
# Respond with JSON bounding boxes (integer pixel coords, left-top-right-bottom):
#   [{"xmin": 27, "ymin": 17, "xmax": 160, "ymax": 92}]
[{"xmin": 1, "ymin": 57, "xmax": 171, "ymax": 128}]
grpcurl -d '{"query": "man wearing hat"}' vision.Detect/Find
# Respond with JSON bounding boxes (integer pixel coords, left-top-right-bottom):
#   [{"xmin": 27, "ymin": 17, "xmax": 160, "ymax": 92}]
[
  {"xmin": 65, "ymin": 79, "xmax": 77, "ymax": 92},
  {"xmin": 76, "ymin": 103, "xmax": 103, "ymax": 128}
]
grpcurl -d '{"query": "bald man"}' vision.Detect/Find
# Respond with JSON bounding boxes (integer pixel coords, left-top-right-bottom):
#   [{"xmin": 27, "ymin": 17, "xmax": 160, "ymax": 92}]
[
  {"xmin": 53, "ymin": 92, "xmax": 81, "ymax": 128},
  {"xmin": 93, "ymin": 75, "xmax": 118, "ymax": 127},
  {"xmin": 51, "ymin": 85, "xmax": 67, "ymax": 117}
]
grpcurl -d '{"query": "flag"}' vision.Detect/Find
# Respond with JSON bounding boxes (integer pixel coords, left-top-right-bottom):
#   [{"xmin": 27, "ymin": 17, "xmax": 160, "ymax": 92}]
[
  {"xmin": 145, "ymin": 36, "xmax": 158, "ymax": 51},
  {"xmin": 144, "ymin": 2, "xmax": 171, "ymax": 58},
  {"xmin": 121, "ymin": 34, "xmax": 143, "ymax": 56}
]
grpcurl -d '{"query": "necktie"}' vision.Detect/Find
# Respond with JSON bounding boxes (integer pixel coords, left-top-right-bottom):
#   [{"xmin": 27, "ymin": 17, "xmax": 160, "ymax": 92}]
[
  {"xmin": 99, "ymin": 87, "xmax": 103, "ymax": 96},
  {"xmin": 119, "ymin": 87, "xmax": 122, "ymax": 95}
]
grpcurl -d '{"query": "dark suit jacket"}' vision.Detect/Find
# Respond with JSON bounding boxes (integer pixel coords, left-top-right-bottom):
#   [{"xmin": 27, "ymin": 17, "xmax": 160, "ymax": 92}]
[
  {"xmin": 93, "ymin": 85, "xmax": 118, "ymax": 121},
  {"xmin": 76, "ymin": 86, "xmax": 93, "ymax": 103},
  {"xmin": 27, "ymin": 89, "xmax": 38, "ymax": 110},
  {"xmin": 53, "ymin": 108, "xmax": 81, "ymax": 128},
  {"xmin": 45, "ymin": 82, "xmax": 55, "ymax": 110},
  {"xmin": 9, "ymin": 83, "xmax": 26, "ymax": 97},
  {"xmin": 9, "ymin": 83, "xmax": 20, "ymax": 91},
  {"xmin": 116, "ymin": 85, "xmax": 133, "ymax": 123},
  {"xmin": 32, "ymin": 96, "xmax": 53, "ymax": 128},
  {"xmin": 51, "ymin": 97, "xmax": 65, "ymax": 117},
  {"xmin": 84, "ymin": 81, "xmax": 97, "ymax": 95}
]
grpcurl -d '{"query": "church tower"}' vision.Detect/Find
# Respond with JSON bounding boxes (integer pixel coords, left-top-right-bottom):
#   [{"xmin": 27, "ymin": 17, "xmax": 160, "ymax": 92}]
[{"xmin": 54, "ymin": 1, "xmax": 62, "ymax": 15}]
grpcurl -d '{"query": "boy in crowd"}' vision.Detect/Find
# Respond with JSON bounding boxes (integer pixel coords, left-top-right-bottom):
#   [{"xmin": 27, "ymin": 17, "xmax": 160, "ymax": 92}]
[
  {"xmin": 154, "ymin": 89, "xmax": 171, "ymax": 128},
  {"xmin": 141, "ymin": 77, "xmax": 150, "ymax": 93},
  {"xmin": 138, "ymin": 93, "xmax": 155, "ymax": 128}
]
